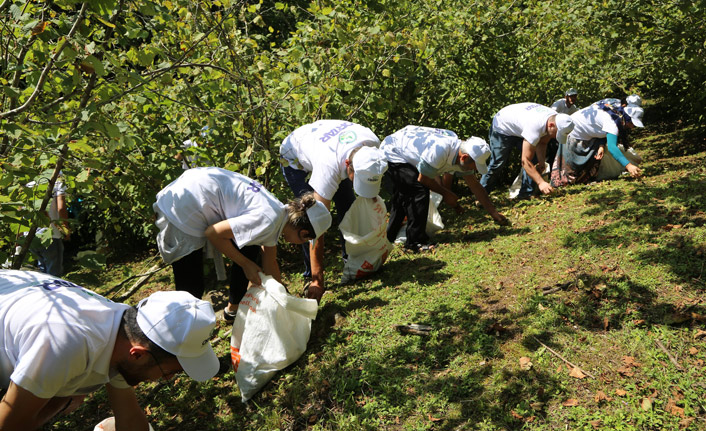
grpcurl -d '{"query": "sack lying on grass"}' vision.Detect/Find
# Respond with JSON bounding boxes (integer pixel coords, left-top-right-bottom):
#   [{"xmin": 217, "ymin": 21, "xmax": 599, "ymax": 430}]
[
  {"xmin": 230, "ymin": 274, "xmax": 318, "ymax": 402},
  {"xmin": 395, "ymin": 191, "xmax": 444, "ymax": 244},
  {"xmin": 508, "ymin": 164, "xmax": 551, "ymax": 199},
  {"xmin": 340, "ymin": 196, "xmax": 393, "ymax": 283}
]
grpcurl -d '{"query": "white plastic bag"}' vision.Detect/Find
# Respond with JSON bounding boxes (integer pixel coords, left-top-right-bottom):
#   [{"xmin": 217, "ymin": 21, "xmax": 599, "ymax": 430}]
[
  {"xmin": 339, "ymin": 196, "xmax": 393, "ymax": 283},
  {"xmin": 395, "ymin": 191, "xmax": 444, "ymax": 244},
  {"xmin": 595, "ymin": 145, "xmax": 642, "ymax": 181},
  {"xmin": 94, "ymin": 417, "xmax": 154, "ymax": 431},
  {"xmin": 230, "ymin": 274, "xmax": 318, "ymax": 402},
  {"xmin": 508, "ymin": 164, "xmax": 551, "ymax": 199}
]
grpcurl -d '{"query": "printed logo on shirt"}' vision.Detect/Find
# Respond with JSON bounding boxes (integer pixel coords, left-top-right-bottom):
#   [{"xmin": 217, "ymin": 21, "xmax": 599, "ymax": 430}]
[
  {"xmin": 246, "ymin": 181, "xmax": 262, "ymax": 193},
  {"xmin": 319, "ymin": 122, "xmax": 354, "ymax": 143},
  {"xmin": 338, "ymin": 130, "xmax": 357, "ymax": 145},
  {"xmin": 39, "ymin": 279, "xmax": 80, "ymax": 291},
  {"xmin": 525, "ymin": 104, "xmax": 542, "ymax": 111}
]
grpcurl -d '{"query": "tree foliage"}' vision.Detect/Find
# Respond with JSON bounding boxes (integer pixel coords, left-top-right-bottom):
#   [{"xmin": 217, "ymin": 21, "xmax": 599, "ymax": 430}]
[{"xmin": 1, "ymin": 0, "xmax": 704, "ymax": 268}]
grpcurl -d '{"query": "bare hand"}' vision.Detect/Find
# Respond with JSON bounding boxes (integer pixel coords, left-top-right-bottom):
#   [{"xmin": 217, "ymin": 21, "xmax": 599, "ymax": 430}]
[
  {"xmin": 626, "ymin": 163, "xmax": 642, "ymax": 178},
  {"xmin": 306, "ymin": 281, "xmax": 325, "ymax": 303},
  {"xmin": 493, "ymin": 214, "xmax": 510, "ymax": 226},
  {"xmin": 442, "ymin": 192, "xmax": 459, "ymax": 208},
  {"xmin": 242, "ymin": 260, "xmax": 263, "ymax": 286},
  {"xmin": 595, "ymin": 146, "xmax": 605, "ymax": 160},
  {"xmin": 538, "ymin": 181, "xmax": 554, "ymax": 195}
]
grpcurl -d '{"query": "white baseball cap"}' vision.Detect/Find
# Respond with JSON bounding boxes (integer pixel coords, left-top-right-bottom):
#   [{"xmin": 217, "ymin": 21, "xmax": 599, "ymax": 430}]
[
  {"xmin": 352, "ymin": 146, "xmax": 388, "ymax": 198},
  {"xmin": 459, "ymin": 137, "xmax": 491, "ymax": 174},
  {"xmin": 306, "ymin": 200, "xmax": 332, "ymax": 243},
  {"xmin": 626, "ymin": 94, "xmax": 642, "ymax": 107},
  {"xmin": 554, "ymin": 113, "xmax": 575, "ymax": 145},
  {"xmin": 136, "ymin": 291, "xmax": 219, "ymax": 382},
  {"xmin": 624, "ymin": 105, "xmax": 644, "ymax": 128}
]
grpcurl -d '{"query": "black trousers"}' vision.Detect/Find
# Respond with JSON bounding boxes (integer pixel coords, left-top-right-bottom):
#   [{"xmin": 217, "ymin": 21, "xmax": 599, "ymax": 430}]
[
  {"xmin": 385, "ymin": 162, "xmax": 430, "ymax": 246},
  {"xmin": 171, "ymin": 242, "xmax": 260, "ymax": 305}
]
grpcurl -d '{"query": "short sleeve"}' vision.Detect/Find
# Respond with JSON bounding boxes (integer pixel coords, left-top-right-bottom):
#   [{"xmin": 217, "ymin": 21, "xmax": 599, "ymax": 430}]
[{"xmin": 10, "ymin": 324, "xmax": 89, "ymax": 399}]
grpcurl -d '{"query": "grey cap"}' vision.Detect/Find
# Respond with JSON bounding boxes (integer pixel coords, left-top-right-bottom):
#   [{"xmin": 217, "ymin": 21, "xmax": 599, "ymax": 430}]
[{"xmin": 565, "ymin": 88, "xmax": 578, "ymax": 96}]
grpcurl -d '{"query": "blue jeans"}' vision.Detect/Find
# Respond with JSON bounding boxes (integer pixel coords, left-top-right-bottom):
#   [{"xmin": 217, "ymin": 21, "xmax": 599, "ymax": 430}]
[
  {"xmin": 31, "ymin": 238, "xmax": 64, "ymax": 277},
  {"xmin": 480, "ymin": 125, "xmax": 536, "ymax": 197},
  {"xmin": 280, "ymin": 165, "xmax": 355, "ymax": 277}
]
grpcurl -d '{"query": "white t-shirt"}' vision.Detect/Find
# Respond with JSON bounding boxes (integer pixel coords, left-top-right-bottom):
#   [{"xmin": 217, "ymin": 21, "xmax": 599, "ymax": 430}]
[
  {"xmin": 569, "ymin": 105, "xmax": 619, "ymax": 141},
  {"xmin": 0, "ymin": 270, "xmax": 130, "ymax": 398},
  {"xmin": 154, "ymin": 167, "xmax": 286, "ymax": 248},
  {"xmin": 551, "ymin": 98, "xmax": 578, "ymax": 115},
  {"xmin": 26, "ymin": 180, "xmax": 66, "ymax": 239},
  {"xmin": 381, "ymin": 126, "xmax": 465, "ymax": 176},
  {"xmin": 492, "ymin": 103, "xmax": 555, "ymax": 146},
  {"xmin": 279, "ymin": 120, "xmax": 380, "ymax": 200},
  {"xmin": 180, "ymin": 140, "xmax": 207, "ymax": 170}
]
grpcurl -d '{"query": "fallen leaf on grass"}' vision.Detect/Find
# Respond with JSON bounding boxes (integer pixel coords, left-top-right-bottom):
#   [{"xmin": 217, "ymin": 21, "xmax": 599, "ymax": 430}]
[
  {"xmin": 594, "ymin": 390, "xmax": 612, "ymax": 403},
  {"xmin": 519, "ymin": 357, "xmax": 533, "ymax": 370},
  {"xmin": 562, "ymin": 399, "xmax": 579, "ymax": 407},
  {"xmin": 615, "ymin": 389, "xmax": 627, "ymax": 396},
  {"xmin": 617, "ymin": 366, "xmax": 634, "ymax": 377},
  {"xmin": 622, "ymin": 356, "xmax": 642, "ymax": 367},
  {"xmin": 689, "ymin": 347, "xmax": 698, "ymax": 355},
  {"xmin": 667, "ymin": 398, "xmax": 685, "ymax": 417},
  {"xmin": 695, "ymin": 329, "xmax": 706, "ymax": 339},
  {"xmin": 569, "ymin": 367, "xmax": 587, "ymax": 379},
  {"xmin": 510, "ymin": 410, "xmax": 523, "ymax": 420},
  {"xmin": 633, "ymin": 319, "xmax": 646, "ymax": 325},
  {"xmin": 641, "ymin": 398, "xmax": 652, "ymax": 411},
  {"xmin": 308, "ymin": 415, "xmax": 318, "ymax": 424},
  {"xmin": 427, "ymin": 414, "xmax": 442, "ymax": 422},
  {"xmin": 590, "ymin": 419, "xmax": 602, "ymax": 429},
  {"xmin": 679, "ymin": 417, "xmax": 694, "ymax": 428}
]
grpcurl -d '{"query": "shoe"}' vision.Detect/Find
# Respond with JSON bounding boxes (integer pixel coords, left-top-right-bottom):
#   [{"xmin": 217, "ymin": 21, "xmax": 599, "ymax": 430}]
[
  {"xmin": 222, "ymin": 307, "xmax": 237, "ymax": 322},
  {"xmin": 404, "ymin": 243, "xmax": 435, "ymax": 253}
]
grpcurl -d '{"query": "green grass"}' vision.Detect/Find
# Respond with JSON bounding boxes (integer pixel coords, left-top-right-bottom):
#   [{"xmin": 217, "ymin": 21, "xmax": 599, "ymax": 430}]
[{"xmin": 51, "ymin": 123, "xmax": 706, "ymax": 430}]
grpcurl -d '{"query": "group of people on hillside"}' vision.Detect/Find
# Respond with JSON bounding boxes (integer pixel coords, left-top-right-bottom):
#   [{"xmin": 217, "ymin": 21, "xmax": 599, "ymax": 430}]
[{"xmin": 1, "ymin": 90, "xmax": 646, "ymax": 429}]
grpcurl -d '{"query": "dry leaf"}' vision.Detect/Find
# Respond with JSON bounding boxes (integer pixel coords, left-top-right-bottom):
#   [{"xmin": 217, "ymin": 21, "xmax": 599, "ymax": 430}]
[
  {"xmin": 519, "ymin": 357, "xmax": 533, "ymax": 370},
  {"xmin": 641, "ymin": 398, "xmax": 652, "ymax": 411},
  {"xmin": 694, "ymin": 329, "xmax": 706, "ymax": 339},
  {"xmin": 679, "ymin": 417, "xmax": 694, "ymax": 428},
  {"xmin": 31, "ymin": 21, "xmax": 49, "ymax": 35},
  {"xmin": 427, "ymin": 414, "xmax": 442, "ymax": 422},
  {"xmin": 569, "ymin": 367, "xmax": 587, "ymax": 379},
  {"xmin": 633, "ymin": 319, "xmax": 646, "ymax": 325},
  {"xmin": 562, "ymin": 399, "xmax": 579, "ymax": 407},
  {"xmin": 667, "ymin": 398, "xmax": 685, "ymax": 417},
  {"xmin": 590, "ymin": 419, "xmax": 602, "ymax": 429},
  {"xmin": 308, "ymin": 414, "xmax": 318, "ymax": 424},
  {"xmin": 616, "ymin": 389, "xmax": 627, "ymax": 396},
  {"xmin": 622, "ymin": 356, "xmax": 642, "ymax": 367},
  {"xmin": 617, "ymin": 366, "xmax": 634, "ymax": 377},
  {"xmin": 689, "ymin": 347, "xmax": 698, "ymax": 355},
  {"xmin": 594, "ymin": 390, "xmax": 612, "ymax": 403},
  {"xmin": 603, "ymin": 317, "xmax": 610, "ymax": 331},
  {"xmin": 510, "ymin": 410, "xmax": 523, "ymax": 420},
  {"xmin": 556, "ymin": 365, "xmax": 563, "ymax": 373}
]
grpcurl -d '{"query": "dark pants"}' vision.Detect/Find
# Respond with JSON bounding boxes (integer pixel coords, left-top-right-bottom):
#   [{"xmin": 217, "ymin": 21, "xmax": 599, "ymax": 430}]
[
  {"xmin": 280, "ymin": 164, "xmax": 355, "ymax": 277},
  {"xmin": 480, "ymin": 124, "xmax": 538, "ymax": 197},
  {"xmin": 171, "ymin": 242, "xmax": 260, "ymax": 304},
  {"xmin": 385, "ymin": 162, "xmax": 430, "ymax": 247}
]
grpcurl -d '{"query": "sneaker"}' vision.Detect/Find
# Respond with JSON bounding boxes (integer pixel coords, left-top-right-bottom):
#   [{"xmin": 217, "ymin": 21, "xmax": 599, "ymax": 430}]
[
  {"xmin": 222, "ymin": 307, "xmax": 237, "ymax": 322},
  {"xmin": 404, "ymin": 243, "xmax": 435, "ymax": 253}
]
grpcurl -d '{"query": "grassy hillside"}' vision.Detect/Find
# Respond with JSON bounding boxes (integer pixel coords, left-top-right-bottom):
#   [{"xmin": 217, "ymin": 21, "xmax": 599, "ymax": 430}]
[{"xmin": 53, "ymin": 119, "xmax": 706, "ymax": 430}]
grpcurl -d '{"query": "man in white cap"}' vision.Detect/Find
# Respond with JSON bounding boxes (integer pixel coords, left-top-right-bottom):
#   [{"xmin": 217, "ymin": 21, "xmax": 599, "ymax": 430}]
[
  {"xmin": 381, "ymin": 126, "xmax": 508, "ymax": 252},
  {"xmin": 551, "ymin": 88, "xmax": 579, "ymax": 115},
  {"xmin": 480, "ymin": 103, "xmax": 575, "ymax": 198},
  {"xmin": 0, "ymin": 270, "xmax": 219, "ymax": 430},
  {"xmin": 279, "ymin": 120, "xmax": 388, "ymax": 301}
]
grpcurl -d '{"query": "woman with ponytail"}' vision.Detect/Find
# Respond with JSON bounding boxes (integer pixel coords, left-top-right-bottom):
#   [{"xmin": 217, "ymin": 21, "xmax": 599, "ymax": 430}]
[{"xmin": 153, "ymin": 167, "xmax": 331, "ymax": 321}]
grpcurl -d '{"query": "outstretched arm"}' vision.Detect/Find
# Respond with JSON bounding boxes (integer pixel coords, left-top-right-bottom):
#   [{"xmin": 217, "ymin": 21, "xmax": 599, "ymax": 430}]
[
  {"xmin": 462, "ymin": 175, "xmax": 508, "ymax": 225},
  {"xmin": 106, "ymin": 384, "xmax": 150, "ymax": 431},
  {"xmin": 418, "ymin": 173, "xmax": 462, "ymax": 213},
  {"xmin": 522, "ymin": 140, "xmax": 553, "ymax": 194}
]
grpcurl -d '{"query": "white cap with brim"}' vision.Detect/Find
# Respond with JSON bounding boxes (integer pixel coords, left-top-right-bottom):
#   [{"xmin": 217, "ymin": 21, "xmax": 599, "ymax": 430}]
[
  {"xmin": 459, "ymin": 137, "xmax": 491, "ymax": 174},
  {"xmin": 554, "ymin": 113, "xmax": 575, "ymax": 146},
  {"xmin": 626, "ymin": 94, "xmax": 642, "ymax": 107},
  {"xmin": 306, "ymin": 200, "xmax": 332, "ymax": 245},
  {"xmin": 352, "ymin": 146, "xmax": 388, "ymax": 198},
  {"xmin": 624, "ymin": 105, "xmax": 644, "ymax": 128},
  {"xmin": 136, "ymin": 291, "xmax": 219, "ymax": 382}
]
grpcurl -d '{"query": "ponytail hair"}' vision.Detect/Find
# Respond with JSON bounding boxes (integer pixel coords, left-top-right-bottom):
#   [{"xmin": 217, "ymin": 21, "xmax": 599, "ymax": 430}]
[{"xmin": 286, "ymin": 192, "xmax": 318, "ymax": 240}]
